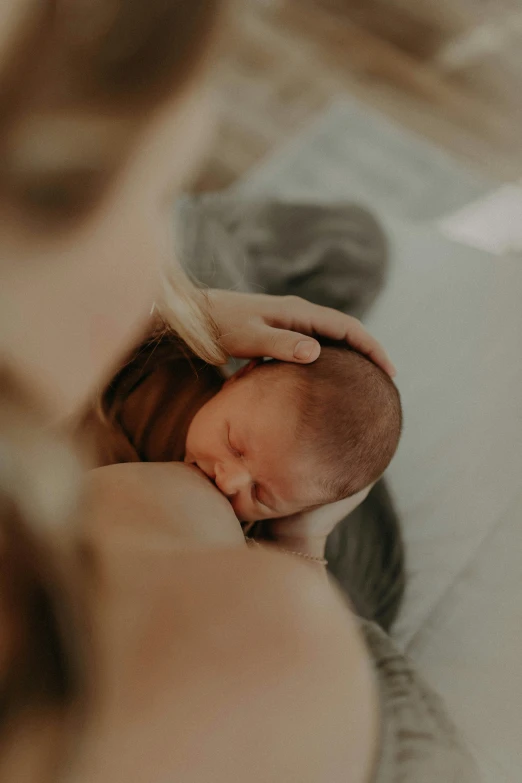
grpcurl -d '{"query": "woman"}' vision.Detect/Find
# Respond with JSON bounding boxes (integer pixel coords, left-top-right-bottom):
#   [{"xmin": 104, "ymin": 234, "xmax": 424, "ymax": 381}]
[{"xmin": 0, "ymin": 2, "xmax": 476, "ymax": 782}]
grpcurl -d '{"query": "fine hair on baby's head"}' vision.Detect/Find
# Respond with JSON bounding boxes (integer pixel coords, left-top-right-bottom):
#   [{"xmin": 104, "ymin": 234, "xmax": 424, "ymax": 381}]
[{"xmin": 253, "ymin": 343, "xmax": 402, "ymax": 505}]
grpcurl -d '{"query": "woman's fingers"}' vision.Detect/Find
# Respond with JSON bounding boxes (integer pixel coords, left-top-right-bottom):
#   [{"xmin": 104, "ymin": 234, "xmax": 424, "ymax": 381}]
[
  {"xmin": 260, "ymin": 326, "xmax": 321, "ymax": 364},
  {"xmin": 220, "ymin": 323, "xmax": 321, "ymax": 364},
  {"xmin": 341, "ymin": 322, "xmax": 396, "ymax": 378},
  {"xmin": 273, "ymin": 297, "xmax": 396, "ymax": 377}
]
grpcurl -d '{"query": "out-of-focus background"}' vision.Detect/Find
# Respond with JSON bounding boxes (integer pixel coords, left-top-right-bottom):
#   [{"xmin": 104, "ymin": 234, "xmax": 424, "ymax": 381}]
[
  {"xmin": 196, "ymin": 0, "xmax": 522, "ymax": 189},
  {"xmin": 189, "ymin": 3, "xmax": 522, "ymax": 782}
]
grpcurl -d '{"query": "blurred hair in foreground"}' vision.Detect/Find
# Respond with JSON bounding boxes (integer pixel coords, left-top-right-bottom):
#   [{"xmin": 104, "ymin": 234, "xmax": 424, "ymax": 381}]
[{"xmin": 0, "ymin": 1, "xmax": 226, "ymax": 777}]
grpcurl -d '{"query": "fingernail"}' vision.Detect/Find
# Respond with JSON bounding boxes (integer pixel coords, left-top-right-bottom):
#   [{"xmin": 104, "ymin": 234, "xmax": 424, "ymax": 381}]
[{"xmin": 294, "ymin": 341, "xmax": 316, "ymax": 361}]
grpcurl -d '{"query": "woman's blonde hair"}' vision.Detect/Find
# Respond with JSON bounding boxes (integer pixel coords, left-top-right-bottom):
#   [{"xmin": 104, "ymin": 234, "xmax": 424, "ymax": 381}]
[
  {"xmin": 0, "ymin": 0, "xmax": 226, "ymax": 773},
  {"xmin": 157, "ymin": 265, "xmax": 227, "ymax": 365},
  {"xmin": 0, "ymin": 371, "xmax": 89, "ymax": 780}
]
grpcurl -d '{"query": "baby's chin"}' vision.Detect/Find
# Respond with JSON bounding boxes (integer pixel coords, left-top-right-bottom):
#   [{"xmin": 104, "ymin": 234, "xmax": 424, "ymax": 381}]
[
  {"xmin": 229, "ymin": 505, "xmax": 256, "ymax": 524},
  {"xmin": 236, "ymin": 507, "xmax": 280, "ymax": 524}
]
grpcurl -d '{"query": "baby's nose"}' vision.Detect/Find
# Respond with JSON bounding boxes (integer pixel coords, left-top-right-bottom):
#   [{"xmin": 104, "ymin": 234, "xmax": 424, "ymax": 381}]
[{"xmin": 215, "ymin": 461, "xmax": 250, "ymax": 497}]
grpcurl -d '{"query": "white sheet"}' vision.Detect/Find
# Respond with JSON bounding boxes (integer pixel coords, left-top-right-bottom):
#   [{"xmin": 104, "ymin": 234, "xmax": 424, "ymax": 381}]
[{"xmin": 364, "ymin": 216, "xmax": 522, "ymax": 780}]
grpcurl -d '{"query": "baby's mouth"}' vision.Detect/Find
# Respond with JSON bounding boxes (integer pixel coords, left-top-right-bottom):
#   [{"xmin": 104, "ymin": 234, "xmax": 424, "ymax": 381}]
[
  {"xmin": 201, "ymin": 466, "xmax": 217, "ymax": 483},
  {"xmin": 185, "ymin": 456, "xmax": 216, "ymax": 484},
  {"xmin": 184, "ymin": 462, "xmax": 218, "ymax": 490}
]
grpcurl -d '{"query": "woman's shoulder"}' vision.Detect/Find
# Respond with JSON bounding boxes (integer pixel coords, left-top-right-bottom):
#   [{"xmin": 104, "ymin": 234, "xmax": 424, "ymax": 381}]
[{"xmin": 82, "ymin": 460, "xmax": 379, "ymax": 783}]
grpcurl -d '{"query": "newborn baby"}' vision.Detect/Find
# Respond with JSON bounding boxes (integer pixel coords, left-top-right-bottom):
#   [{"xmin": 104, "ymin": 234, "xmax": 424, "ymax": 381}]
[{"xmin": 82, "ymin": 331, "xmax": 401, "ymax": 523}]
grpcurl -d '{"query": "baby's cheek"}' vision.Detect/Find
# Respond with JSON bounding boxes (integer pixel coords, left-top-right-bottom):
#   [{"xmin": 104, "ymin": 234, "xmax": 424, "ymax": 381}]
[{"xmin": 185, "ymin": 422, "xmax": 205, "ymax": 460}]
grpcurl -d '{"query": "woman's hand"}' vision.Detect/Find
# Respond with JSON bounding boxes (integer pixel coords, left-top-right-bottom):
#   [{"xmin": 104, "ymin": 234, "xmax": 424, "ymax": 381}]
[
  {"xmin": 207, "ymin": 290, "xmax": 395, "ymax": 377},
  {"xmin": 264, "ymin": 486, "xmax": 373, "ymax": 561}
]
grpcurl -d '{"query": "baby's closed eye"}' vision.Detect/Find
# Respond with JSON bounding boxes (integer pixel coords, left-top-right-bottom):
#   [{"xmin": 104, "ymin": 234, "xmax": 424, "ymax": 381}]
[{"xmin": 226, "ymin": 424, "xmax": 243, "ymax": 458}]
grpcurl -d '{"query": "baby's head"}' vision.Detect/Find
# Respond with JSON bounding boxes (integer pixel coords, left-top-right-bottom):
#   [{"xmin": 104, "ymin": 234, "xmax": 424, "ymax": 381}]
[{"xmin": 185, "ymin": 345, "xmax": 402, "ymax": 523}]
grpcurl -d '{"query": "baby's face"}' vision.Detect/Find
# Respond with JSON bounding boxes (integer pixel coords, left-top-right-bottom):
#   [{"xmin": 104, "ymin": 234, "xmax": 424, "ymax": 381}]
[{"xmin": 185, "ymin": 373, "xmax": 320, "ymax": 523}]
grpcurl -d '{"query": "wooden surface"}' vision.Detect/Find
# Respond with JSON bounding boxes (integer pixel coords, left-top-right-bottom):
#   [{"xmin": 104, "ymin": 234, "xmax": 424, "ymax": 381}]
[{"xmin": 194, "ymin": 0, "xmax": 522, "ymax": 191}]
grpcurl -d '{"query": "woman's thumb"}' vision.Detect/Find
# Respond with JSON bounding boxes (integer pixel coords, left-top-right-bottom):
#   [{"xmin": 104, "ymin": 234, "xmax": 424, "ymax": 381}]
[{"xmin": 261, "ymin": 327, "xmax": 321, "ymax": 364}]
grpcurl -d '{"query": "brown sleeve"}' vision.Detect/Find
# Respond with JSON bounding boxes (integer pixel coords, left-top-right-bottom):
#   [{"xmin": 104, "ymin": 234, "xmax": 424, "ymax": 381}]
[
  {"xmin": 80, "ymin": 332, "xmax": 222, "ymax": 467},
  {"xmin": 77, "ymin": 407, "xmax": 140, "ymax": 467}
]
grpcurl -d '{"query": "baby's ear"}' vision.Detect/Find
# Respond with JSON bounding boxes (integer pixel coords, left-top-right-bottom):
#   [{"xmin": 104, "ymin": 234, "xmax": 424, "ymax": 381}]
[{"xmin": 225, "ymin": 359, "xmax": 262, "ymax": 386}]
